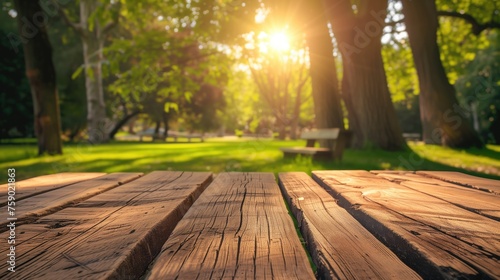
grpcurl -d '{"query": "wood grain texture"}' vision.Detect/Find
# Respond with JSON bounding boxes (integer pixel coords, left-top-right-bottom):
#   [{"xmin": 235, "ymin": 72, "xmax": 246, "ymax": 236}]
[
  {"xmin": 278, "ymin": 172, "xmax": 422, "ymax": 280},
  {"xmin": 0, "ymin": 172, "xmax": 106, "ymax": 205},
  {"xmin": 417, "ymin": 171, "xmax": 500, "ymax": 195},
  {"xmin": 146, "ymin": 172, "xmax": 315, "ymax": 280},
  {"xmin": 313, "ymin": 170, "xmax": 500, "ymax": 279},
  {"xmin": 0, "ymin": 173, "xmax": 142, "ymax": 229},
  {"xmin": 372, "ymin": 171, "xmax": 500, "ymax": 221},
  {"xmin": 0, "ymin": 171, "xmax": 212, "ymax": 280}
]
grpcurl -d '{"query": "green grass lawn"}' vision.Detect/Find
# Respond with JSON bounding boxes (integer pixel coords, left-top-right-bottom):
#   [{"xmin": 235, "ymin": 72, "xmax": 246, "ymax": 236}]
[{"xmin": 1, "ymin": 138, "xmax": 499, "ymax": 180}]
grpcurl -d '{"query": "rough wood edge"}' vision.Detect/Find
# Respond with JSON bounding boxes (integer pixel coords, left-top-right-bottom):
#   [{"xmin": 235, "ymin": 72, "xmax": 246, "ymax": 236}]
[
  {"xmin": 311, "ymin": 172, "xmax": 443, "ymax": 279},
  {"xmin": 0, "ymin": 173, "xmax": 143, "ymax": 231},
  {"xmin": 278, "ymin": 174, "xmax": 333, "ymax": 280},
  {"xmin": 0, "ymin": 172, "xmax": 107, "ymax": 206},
  {"xmin": 417, "ymin": 171, "xmax": 500, "ymax": 195},
  {"xmin": 108, "ymin": 172, "xmax": 214, "ymax": 280}
]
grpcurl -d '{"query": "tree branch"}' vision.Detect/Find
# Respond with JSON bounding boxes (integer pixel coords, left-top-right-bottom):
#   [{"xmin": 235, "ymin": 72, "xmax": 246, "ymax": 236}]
[
  {"xmin": 101, "ymin": 2, "xmax": 122, "ymax": 35},
  {"xmin": 437, "ymin": 10, "xmax": 500, "ymax": 35},
  {"xmin": 52, "ymin": 0, "xmax": 86, "ymax": 38}
]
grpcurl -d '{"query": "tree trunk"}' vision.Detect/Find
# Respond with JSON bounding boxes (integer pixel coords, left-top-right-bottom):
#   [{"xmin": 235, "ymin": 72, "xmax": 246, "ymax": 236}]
[
  {"xmin": 401, "ymin": 0, "xmax": 483, "ymax": 148},
  {"xmin": 304, "ymin": 0, "xmax": 344, "ymax": 131},
  {"xmin": 490, "ymin": 113, "xmax": 500, "ymax": 144},
  {"xmin": 108, "ymin": 110, "xmax": 140, "ymax": 140},
  {"xmin": 80, "ymin": 0, "xmax": 109, "ymax": 144},
  {"xmin": 290, "ymin": 86, "xmax": 301, "ymax": 140},
  {"xmin": 324, "ymin": 0, "xmax": 406, "ymax": 150},
  {"xmin": 14, "ymin": 0, "xmax": 62, "ymax": 155},
  {"xmin": 162, "ymin": 111, "xmax": 170, "ymax": 138}
]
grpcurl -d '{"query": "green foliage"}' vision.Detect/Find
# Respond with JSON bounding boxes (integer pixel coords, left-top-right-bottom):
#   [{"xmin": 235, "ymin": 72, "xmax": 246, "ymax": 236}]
[
  {"xmin": 437, "ymin": 16, "xmax": 490, "ymax": 84},
  {"xmin": 436, "ymin": 0, "xmax": 498, "ymax": 83},
  {"xmin": 382, "ymin": 22, "xmax": 421, "ymax": 134},
  {"xmin": 49, "ymin": 11, "xmax": 87, "ymax": 140},
  {"xmin": 222, "ymin": 68, "xmax": 263, "ymax": 132},
  {"xmin": 103, "ymin": 0, "xmax": 234, "ymax": 133},
  {"xmin": 455, "ymin": 31, "xmax": 500, "ymax": 143},
  {"xmin": 0, "ymin": 29, "xmax": 33, "ymax": 139},
  {"xmin": 435, "ymin": 0, "xmax": 500, "ymax": 143}
]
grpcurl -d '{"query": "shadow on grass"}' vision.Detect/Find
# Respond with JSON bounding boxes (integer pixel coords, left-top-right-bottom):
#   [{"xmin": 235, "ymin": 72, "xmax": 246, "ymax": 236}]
[
  {"xmin": 1, "ymin": 140, "xmax": 499, "ymax": 180},
  {"xmin": 462, "ymin": 146, "xmax": 500, "ymax": 161}
]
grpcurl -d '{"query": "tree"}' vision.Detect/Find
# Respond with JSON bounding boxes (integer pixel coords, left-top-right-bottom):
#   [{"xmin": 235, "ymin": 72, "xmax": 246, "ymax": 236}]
[
  {"xmin": 182, "ymin": 83, "xmax": 226, "ymax": 133},
  {"xmin": 246, "ymin": 33, "xmax": 312, "ymax": 139},
  {"xmin": 455, "ymin": 31, "xmax": 500, "ymax": 144},
  {"xmin": 401, "ymin": 0, "xmax": 483, "ymax": 148},
  {"xmin": 0, "ymin": 28, "xmax": 33, "ymax": 139},
  {"xmin": 56, "ymin": 0, "xmax": 120, "ymax": 144},
  {"xmin": 323, "ymin": 0, "xmax": 406, "ymax": 150},
  {"xmin": 13, "ymin": 0, "xmax": 62, "ymax": 154},
  {"xmin": 302, "ymin": 0, "xmax": 344, "ymax": 133},
  {"xmin": 104, "ymin": 1, "xmax": 234, "ymax": 137},
  {"xmin": 260, "ymin": 0, "xmax": 345, "ymax": 142}
]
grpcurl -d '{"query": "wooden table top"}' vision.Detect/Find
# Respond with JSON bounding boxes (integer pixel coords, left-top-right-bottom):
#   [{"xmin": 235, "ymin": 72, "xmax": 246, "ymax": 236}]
[{"xmin": 1, "ymin": 170, "xmax": 498, "ymax": 279}]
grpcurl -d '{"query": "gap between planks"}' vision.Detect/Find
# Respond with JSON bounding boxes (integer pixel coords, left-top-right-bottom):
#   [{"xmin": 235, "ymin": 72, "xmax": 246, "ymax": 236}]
[{"xmin": 278, "ymin": 172, "xmax": 422, "ymax": 280}]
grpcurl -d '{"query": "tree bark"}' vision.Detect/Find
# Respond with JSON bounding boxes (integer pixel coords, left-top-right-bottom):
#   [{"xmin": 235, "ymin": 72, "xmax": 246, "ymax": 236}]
[
  {"xmin": 491, "ymin": 113, "xmax": 500, "ymax": 144},
  {"xmin": 15, "ymin": 0, "xmax": 63, "ymax": 155},
  {"xmin": 304, "ymin": 0, "xmax": 344, "ymax": 131},
  {"xmin": 324, "ymin": 0, "xmax": 406, "ymax": 150},
  {"xmin": 80, "ymin": 0, "xmax": 109, "ymax": 144},
  {"xmin": 401, "ymin": 0, "xmax": 483, "ymax": 148}
]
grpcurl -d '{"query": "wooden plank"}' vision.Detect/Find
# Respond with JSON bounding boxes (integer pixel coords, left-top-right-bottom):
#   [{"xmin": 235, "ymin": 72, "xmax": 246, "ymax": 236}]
[
  {"xmin": 0, "ymin": 172, "xmax": 106, "ymax": 205},
  {"xmin": 146, "ymin": 172, "xmax": 315, "ymax": 279},
  {"xmin": 301, "ymin": 128, "xmax": 339, "ymax": 140},
  {"xmin": 417, "ymin": 171, "xmax": 500, "ymax": 195},
  {"xmin": 312, "ymin": 170, "xmax": 500, "ymax": 279},
  {"xmin": 0, "ymin": 172, "xmax": 142, "ymax": 228},
  {"xmin": 372, "ymin": 171, "xmax": 500, "ymax": 221},
  {"xmin": 0, "ymin": 171, "xmax": 212, "ymax": 280},
  {"xmin": 278, "ymin": 172, "xmax": 421, "ymax": 279}
]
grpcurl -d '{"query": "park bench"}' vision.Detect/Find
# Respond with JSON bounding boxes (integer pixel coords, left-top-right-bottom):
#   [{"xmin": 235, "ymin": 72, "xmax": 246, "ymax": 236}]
[
  {"xmin": 138, "ymin": 129, "xmax": 204, "ymax": 142},
  {"xmin": 1, "ymin": 170, "xmax": 498, "ymax": 279},
  {"xmin": 402, "ymin": 132, "xmax": 422, "ymax": 141},
  {"xmin": 280, "ymin": 128, "xmax": 350, "ymax": 160},
  {"xmin": 169, "ymin": 131, "xmax": 205, "ymax": 142}
]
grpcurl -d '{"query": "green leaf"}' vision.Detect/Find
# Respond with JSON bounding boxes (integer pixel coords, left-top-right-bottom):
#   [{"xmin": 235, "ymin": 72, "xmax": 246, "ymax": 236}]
[
  {"xmin": 71, "ymin": 66, "xmax": 84, "ymax": 80},
  {"xmin": 164, "ymin": 102, "xmax": 179, "ymax": 113}
]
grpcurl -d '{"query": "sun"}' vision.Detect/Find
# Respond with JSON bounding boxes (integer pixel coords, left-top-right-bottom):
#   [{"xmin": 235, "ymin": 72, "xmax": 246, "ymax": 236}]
[{"xmin": 268, "ymin": 31, "xmax": 290, "ymax": 52}]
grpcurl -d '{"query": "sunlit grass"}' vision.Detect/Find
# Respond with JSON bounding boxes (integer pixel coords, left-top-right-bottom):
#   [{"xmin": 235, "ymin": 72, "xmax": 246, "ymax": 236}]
[{"xmin": 0, "ymin": 139, "xmax": 499, "ymax": 180}]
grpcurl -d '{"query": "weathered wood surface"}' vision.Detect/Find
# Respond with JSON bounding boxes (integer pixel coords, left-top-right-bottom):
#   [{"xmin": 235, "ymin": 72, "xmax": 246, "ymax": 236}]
[
  {"xmin": 278, "ymin": 172, "xmax": 421, "ymax": 279},
  {"xmin": 417, "ymin": 171, "xmax": 500, "ymax": 195},
  {"xmin": 0, "ymin": 171, "xmax": 212, "ymax": 280},
  {"xmin": 146, "ymin": 172, "xmax": 315, "ymax": 279},
  {"xmin": 0, "ymin": 173, "xmax": 142, "ymax": 228},
  {"xmin": 0, "ymin": 172, "xmax": 105, "ymax": 205},
  {"xmin": 313, "ymin": 170, "xmax": 500, "ymax": 279},
  {"xmin": 372, "ymin": 171, "xmax": 500, "ymax": 221}
]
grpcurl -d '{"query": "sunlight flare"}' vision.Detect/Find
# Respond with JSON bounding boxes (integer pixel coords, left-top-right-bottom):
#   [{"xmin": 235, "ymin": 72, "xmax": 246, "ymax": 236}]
[{"xmin": 268, "ymin": 31, "xmax": 290, "ymax": 52}]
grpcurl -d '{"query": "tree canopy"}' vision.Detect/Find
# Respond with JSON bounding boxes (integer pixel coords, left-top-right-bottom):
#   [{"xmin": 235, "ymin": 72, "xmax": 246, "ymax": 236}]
[{"xmin": 1, "ymin": 0, "xmax": 499, "ymax": 151}]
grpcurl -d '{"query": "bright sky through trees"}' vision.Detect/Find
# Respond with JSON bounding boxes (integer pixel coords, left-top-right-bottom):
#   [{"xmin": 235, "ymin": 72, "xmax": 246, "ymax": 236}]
[{"xmin": 268, "ymin": 31, "xmax": 291, "ymax": 52}]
